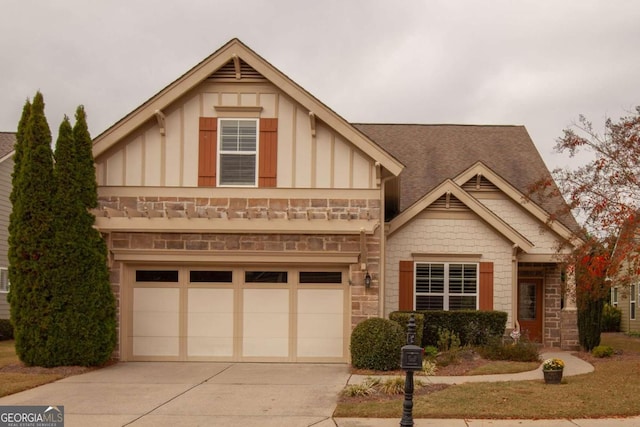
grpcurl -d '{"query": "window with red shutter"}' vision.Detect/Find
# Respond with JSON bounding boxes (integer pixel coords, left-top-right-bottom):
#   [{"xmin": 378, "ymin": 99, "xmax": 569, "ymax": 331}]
[
  {"xmin": 403, "ymin": 261, "xmax": 493, "ymax": 311},
  {"xmin": 198, "ymin": 117, "xmax": 278, "ymax": 188}
]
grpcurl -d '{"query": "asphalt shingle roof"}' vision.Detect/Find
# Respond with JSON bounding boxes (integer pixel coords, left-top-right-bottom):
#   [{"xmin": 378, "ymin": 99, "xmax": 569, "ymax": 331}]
[
  {"xmin": 353, "ymin": 123, "xmax": 580, "ymax": 233},
  {"xmin": 0, "ymin": 132, "xmax": 15, "ymax": 159}
]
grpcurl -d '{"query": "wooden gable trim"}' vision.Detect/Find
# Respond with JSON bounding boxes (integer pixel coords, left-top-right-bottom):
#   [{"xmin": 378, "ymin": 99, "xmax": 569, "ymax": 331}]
[
  {"xmin": 92, "ymin": 39, "xmax": 403, "ymax": 178},
  {"xmin": 454, "ymin": 162, "xmax": 582, "ymax": 246},
  {"xmin": 388, "ymin": 179, "xmax": 534, "ymax": 251}
]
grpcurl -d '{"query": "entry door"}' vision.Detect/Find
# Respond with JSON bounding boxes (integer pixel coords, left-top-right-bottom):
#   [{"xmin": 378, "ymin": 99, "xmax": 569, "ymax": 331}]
[{"xmin": 517, "ymin": 279, "xmax": 543, "ymax": 342}]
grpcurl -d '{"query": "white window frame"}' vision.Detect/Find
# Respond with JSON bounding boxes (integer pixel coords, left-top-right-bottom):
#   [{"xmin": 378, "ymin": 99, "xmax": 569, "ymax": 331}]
[
  {"xmin": 611, "ymin": 287, "xmax": 618, "ymax": 308},
  {"xmin": 631, "ymin": 284, "xmax": 637, "ymax": 321},
  {"xmin": 414, "ymin": 262, "xmax": 479, "ymax": 311},
  {"xmin": 217, "ymin": 118, "xmax": 259, "ymax": 187},
  {"xmin": 0, "ymin": 267, "xmax": 9, "ymax": 293}
]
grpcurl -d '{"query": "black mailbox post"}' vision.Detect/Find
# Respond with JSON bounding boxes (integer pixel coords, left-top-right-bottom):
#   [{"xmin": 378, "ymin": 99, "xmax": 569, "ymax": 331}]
[{"xmin": 400, "ymin": 314, "xmax": 422, "ymax": 427}]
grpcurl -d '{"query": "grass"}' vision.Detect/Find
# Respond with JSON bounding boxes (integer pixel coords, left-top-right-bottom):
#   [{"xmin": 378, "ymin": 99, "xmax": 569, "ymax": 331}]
[
  {"xmin": 466, "ymin": 361, "xmax": 540, "ymax": 376},
  {"xmin": 335, "ymin": 333, "xmax": 640, "ymax": 419},
  {"xmin": 0, "ymin": 340, "xmax": 63, "ymax": 397}
]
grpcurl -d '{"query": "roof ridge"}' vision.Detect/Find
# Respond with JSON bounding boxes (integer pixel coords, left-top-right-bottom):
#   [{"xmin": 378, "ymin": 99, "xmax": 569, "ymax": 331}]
[{"xmin": 352, "ymin": 123, "xmax": 524, "ymax": 128}]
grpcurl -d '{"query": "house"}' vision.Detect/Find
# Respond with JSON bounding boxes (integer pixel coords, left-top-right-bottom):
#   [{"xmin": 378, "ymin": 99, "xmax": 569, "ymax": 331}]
[
  {"xmin": 354, "ymin": 124, "xmax": 582, "ymax": 348},
  {"xmin": 611, "ymin": 282, "xmax": 639, "ymax": 333},
  {"xmin": 0, "ymin": 132, "xmax": 15, "ymax": 320},
  {"xmin": 91, "ymin": 39, "xmax": 581, "ymax": 362}
]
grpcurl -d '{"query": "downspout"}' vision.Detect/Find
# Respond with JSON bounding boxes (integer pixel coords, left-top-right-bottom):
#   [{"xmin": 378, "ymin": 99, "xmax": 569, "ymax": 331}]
[{"xmin": 512, "ymin": 244, "xmax": 521, "ymax": 333}]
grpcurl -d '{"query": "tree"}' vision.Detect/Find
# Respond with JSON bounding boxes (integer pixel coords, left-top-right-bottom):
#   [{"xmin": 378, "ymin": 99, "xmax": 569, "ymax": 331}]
[
  {"xmin": 45, "ymin": 106, "xmax": 116, "ymax": 366},
  {"xmin": 530, "ymin": 106, "xmax": 640, "ymax": 348},
  {"xmin": 7, "ymin": 92, "xmax": 56, "ymax": 366},
  {"xmin": 9, "ymin": 96, "xmax": 116, "ymax": 367}
]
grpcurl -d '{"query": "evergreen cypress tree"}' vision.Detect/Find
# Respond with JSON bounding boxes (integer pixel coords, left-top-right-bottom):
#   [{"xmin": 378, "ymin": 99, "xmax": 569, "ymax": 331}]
[
  {"xmin": 7, "ymin": 99, "xmax": 31, "ymax": 343},
  {"xmin": 47, "ymin": 106, "xmax": 116, "ymax": 366},
  {"xmin": 8, "ymin": 92, "xmax": 55, "ymax": 366}
]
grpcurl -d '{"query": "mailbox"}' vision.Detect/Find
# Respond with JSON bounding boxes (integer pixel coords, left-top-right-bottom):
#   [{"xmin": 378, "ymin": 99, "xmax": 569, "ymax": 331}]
[{"xmin": 400, "ymin": 344, "xmax": 423, "ymax": 371}]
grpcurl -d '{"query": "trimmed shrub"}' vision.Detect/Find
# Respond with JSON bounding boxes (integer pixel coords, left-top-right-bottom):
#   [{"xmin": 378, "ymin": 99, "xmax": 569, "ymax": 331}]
[
  {"xmin": 478, "ymin": 337, "xmax": 540, "ymax": 362},
  {"xmin": 0, "ymin": 319, "xmax": 13, "ymax": 340},
  {"xmin": 417, "ymin": 310, "xmax": 507, "ymax": 347},
  {"xmin": 601, "ymin": 303, "xmax": 621, "ymax": 332},
  {"xmin": 389, "ymin": 311, "xmax": 424, "ymax": 345},
  {"xmin": 350, "ymin": 317, "xmax": 405, "ymax": 371},
  {"xmin": 591, "ymin": 345, "xmax": 614, "ymax": 358}
]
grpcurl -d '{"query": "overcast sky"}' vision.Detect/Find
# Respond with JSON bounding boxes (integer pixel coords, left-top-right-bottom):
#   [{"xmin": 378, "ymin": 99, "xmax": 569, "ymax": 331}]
[{"xmin": 2, "ymin": 0, "xmax": 639, "ymax": 170}]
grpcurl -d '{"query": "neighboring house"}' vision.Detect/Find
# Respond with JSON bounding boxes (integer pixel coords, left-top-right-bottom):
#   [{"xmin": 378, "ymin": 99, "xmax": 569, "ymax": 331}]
[
  {"xmin": 0, "ymin": 132, "xmax": 15, "ymax": 320},
  {"xmin": 91, "ymin": 39, "xmax": 581, "ymax": 362},
  {"xmin": 614, "ymin": 281, "xmax": 639, "ymax": 333}
]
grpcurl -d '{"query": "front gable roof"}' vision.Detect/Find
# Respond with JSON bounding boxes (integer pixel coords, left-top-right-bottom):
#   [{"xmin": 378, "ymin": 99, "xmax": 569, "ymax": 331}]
[
  {"xmin": 353, "ymin": 123, "xmax": 581, "ymax": 235},
  {"xmin": 93, "ymin": 38, "xmax": 403, "ymax": 176},
  {"xmin": 454, "ymin": 162, "xmax": 582, "ymax": 245},
  {"xmin": 388, "ymin": 179, "xmax": 535, "ymax": 252}
]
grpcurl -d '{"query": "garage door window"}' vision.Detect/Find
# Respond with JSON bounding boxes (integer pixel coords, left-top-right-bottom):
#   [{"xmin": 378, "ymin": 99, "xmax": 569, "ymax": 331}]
[
  {"xmin": 299, "ymin": 272, "xmax": 342, "ymax": 284},
  {"xmin": 136, "ymin": 270, "xmax": 179, "ymax": 282},
  {"xmin": 190, "ymin": 271, "xmax": 233, "ymax": 283},
  {"xmin": 245, "ymin": 271, "xmax": 288, "ymax": 283}
]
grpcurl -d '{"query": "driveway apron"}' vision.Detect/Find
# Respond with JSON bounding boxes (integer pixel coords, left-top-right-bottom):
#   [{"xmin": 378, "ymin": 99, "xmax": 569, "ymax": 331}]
[{"xmin": 0, "ymin": 362, "xmax": 350, "ymax": 427}]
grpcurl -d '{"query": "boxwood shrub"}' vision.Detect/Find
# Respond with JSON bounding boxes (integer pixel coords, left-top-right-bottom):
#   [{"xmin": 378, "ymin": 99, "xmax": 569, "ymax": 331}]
[
  {"xmin": 390, "ymin": 310, "xmax": 507, "ymax": 347},
  {"xmin": 350, "ymin": 317, "xmax": 405, "ymax": 371}
]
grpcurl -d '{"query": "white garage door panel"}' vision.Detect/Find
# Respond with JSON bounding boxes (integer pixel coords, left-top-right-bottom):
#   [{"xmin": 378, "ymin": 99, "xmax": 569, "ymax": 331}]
[
  {"xmin": 133, "ymin": 288, "xmax": 179, "ymax": 357},
  {"xmin": 297, "ymin": 289, "xmax": 344, "ymax": 357},
  {"xmin": 188, "ymin": 289, "xmax": 234, "ymax": 357},
  {"xmin": 243, "ymin": 289, "xmax": 289, "ymax": 357}
]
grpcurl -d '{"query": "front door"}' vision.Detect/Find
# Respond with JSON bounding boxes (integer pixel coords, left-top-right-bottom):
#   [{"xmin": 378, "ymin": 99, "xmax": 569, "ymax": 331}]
[{"xmin": 517, "ymin": 279, "xmax": 543, "ymax": 342}]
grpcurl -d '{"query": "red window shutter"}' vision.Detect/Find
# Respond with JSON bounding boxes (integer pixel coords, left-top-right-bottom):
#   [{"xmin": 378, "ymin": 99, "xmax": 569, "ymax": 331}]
[
  {"xmin": 198, "ymin": 117, "xmax": 217, "ymax": 186},
  {"xmin": 479, "ymin": 262, "xmax": 494, "ymax": 311},
  {"xmin": 399, "ymin": 260, "xmax": 414, "ymax": 310},
  {"xmin": 258, "ymin": 118, "xmax": 278, "ymax": 187}
]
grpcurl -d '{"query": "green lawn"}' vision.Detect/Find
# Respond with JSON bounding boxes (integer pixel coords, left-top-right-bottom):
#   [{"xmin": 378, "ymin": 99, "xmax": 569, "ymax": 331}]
[
  {"xmin": 0, "ymin": 341, "xmax": 63, "ymax": 397},
  {"xmin": 335, "ymin": 333, "xmax": 640, "ymax": 419}
]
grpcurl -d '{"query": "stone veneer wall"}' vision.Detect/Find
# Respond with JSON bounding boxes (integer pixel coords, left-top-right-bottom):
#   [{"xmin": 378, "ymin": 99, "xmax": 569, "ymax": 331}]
[
  {"xmin": 98, "ymin": 196, "xmax": 380, "ymax": 221},
  {"xmin": 98, "ymin": 196, "xmax": 382, "ymax": 358},
  {"xmin": 543, "ymin": 264, "xmax": 562, "ymax": 348}
]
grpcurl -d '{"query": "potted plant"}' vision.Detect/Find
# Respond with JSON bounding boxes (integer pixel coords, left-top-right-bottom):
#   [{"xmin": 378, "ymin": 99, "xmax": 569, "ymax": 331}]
[{"xmin": 542, "ymin": 358, "xmax": 564, "ymax": 384}]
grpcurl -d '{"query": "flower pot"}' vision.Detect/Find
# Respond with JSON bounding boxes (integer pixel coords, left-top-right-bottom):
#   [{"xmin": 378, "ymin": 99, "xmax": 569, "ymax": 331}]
[{"xmin": 543, "ymin": 369, "xmax": 563, "ymax": 384}]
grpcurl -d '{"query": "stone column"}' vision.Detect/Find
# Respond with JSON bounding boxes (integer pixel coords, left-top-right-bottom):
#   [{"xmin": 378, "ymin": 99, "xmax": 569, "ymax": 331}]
[{"xmin": 561, "ymin": 267, "xmax": 580, "ymax": 350}]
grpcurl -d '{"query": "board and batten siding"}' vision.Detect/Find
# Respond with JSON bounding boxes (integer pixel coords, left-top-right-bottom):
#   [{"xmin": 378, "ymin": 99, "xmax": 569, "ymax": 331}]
[
  {"xmin": 0, "ymin": 157, "xmax": 13, "ymax": 319},
  {"xmin": 96, "ymin": 82, "xmax": 376, "ymax": 189}
]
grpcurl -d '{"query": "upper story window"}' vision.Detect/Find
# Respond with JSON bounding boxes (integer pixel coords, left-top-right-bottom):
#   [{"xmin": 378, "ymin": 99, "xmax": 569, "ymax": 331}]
[
  {"xmin": 198, "ymin": 116, "xmax": 277, "ymax": 188},
  {"xmin": 218, "ymin": 119, "xmax": 258, "ymax": 186}
]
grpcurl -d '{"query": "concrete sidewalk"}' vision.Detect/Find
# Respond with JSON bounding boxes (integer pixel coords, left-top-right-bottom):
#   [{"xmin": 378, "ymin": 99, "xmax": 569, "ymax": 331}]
[
  {"xmin": 349, "ymin": 350, "xmax": 594, "ymax": 385},
  {"xmin": 334, "ymin": 417, "xmax": 640, "ymax": 426}
]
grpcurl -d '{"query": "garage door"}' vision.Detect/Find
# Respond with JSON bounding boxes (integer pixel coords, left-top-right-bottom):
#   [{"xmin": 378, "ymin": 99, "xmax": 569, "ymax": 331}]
[{"xmin": 124, "ymin": 266, "xmax": 349, "ymax": 362}]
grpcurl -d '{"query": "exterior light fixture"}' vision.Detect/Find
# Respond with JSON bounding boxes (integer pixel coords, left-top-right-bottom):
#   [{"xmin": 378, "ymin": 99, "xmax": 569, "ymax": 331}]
[{"xmin": 364, "ymin": 271, "xmax": 372, "ymax": 288}]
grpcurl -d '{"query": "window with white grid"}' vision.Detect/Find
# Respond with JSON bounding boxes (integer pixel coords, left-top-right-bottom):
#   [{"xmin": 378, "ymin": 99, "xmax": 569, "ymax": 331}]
[
  {"xmin": 415, "ymin": 263, "xmax": 478, "ymax": 311},
  {"xmin": 218, "ymin": 119, "xmax": 258, "ymax": 186}
]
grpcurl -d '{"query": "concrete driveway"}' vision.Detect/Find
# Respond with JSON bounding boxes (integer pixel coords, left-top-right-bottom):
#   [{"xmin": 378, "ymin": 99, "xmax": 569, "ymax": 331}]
[{"xmin": 0, "ymin": 362, "xmax": 350, "ymax": 427}]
